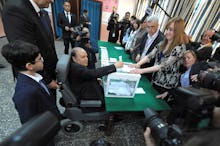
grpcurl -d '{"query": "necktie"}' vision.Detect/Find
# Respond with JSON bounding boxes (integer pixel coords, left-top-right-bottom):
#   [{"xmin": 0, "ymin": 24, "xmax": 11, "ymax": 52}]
[
  {"xmin": 39, "ymin": 10, "xmax": 51, "ymax": 36},
  {"xmin": 66, "ymin": 13, "xmax": 71, "ymax": 23},
  {"xmin": 39, "ymin": 80, "xmax": 50, "ymax": 95}
]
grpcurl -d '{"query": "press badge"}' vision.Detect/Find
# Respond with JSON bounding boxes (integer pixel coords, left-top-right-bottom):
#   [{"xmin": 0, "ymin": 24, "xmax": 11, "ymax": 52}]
[{"xmin": 112, "ymin": 33, "xmax": 115, "ymax": 37}]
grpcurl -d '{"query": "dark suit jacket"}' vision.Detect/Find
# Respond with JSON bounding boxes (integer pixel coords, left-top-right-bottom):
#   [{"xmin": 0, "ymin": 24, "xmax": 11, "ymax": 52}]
[
  {"xmin": 69, "ymin": 62, "xmax": 116, "ymax": 102},
  {"xmin": 138, "ymin": 31, "xmax": 164, "ymax": 68},
  {"xmin": 212, "ymin": 47, "xmax": 220, "ymax": 62},
  {"xmin": 80, "ymin": 15, "xmax": 90, "ymax": 28},
  {"xmin": 2, "ymin": 0, "xmax": 58, "ymax": 84},
  {"xmin": 190, "ymin": 42, "xmax": 212, "ymax": 61},
  {"xmin": 13, "ymin": 73, "xmax": 60, "ymax": 124},
  {"xmin": 57, "ymin": 11, "xmax": 78, "ymax": 39}
]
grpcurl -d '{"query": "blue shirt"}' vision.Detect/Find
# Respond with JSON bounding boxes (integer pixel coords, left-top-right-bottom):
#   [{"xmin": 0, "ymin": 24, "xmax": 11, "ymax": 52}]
[{"xmin": 180, "ymin": 67, "xmax": 191, "ymax": 87}]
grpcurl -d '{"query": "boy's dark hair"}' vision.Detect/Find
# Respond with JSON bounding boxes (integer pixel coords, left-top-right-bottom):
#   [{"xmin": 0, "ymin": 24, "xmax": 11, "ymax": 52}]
[
  {"xmin": 83, "ymin": 9, "xmax": 88, "ymax": 13},
  {"xmin": 1, "ymin": 40, "xmax": 40, "ymax": 71}
]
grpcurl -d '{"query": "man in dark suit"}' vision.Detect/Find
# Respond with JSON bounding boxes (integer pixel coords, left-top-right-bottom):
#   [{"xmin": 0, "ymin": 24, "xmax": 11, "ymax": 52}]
[
  {"xmin": 190, "ymin": 29, "xmax": 215, "ymax": 61},
  {"xmin": 80, "ymin": 9, "xmax": 91, "ymax": 28},
  {"xmin": 135, "ymin": 15, "xmax": 164, "ymax": 81},
  {"xmin": 1, "ymin": 40, "xmax": 60, "ymax": 146},
  {"xmin": 57, "ymin": 0, "xmax": 77, "ymax": 54},
  {"xmin": 2, "ymin": 0, "xmax": 59, "ymax": 101},
  {"xmin": 69, "ymin": 47, "xmax": 123, "ymax": 107}
]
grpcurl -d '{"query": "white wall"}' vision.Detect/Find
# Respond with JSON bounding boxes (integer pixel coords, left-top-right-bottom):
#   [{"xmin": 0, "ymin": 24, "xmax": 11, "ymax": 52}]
[
  {"xmin": 117, "ymin": 0, "xmax": 138, "ymax": 20},
  {"xmin": 101, "ymin": 0, "xmax": 138, "ymax": 24}
]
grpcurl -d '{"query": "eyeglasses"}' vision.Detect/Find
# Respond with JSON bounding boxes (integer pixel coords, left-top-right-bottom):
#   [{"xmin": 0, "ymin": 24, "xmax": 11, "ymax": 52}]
[{"xmin": 31, "ymin": 57, "xmax": 44, "ymax": 64}]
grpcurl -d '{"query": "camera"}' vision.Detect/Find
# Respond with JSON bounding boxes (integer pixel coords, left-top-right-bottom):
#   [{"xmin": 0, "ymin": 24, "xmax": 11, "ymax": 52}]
[
  {"xmin": 0, "ymin": 111, "xmax": 60, "ymax": 146},
  {"xmin": 71, "ymin": 25, "xmax": 88, "ymax": 40},
  {"xmin": 198, "ymin": 65, "xmax": 220, "ymax": 92},
  {"xmin": 171, "ymin": 87, "xmax": 218, "ymax": 130},
  {"xmin": 143, "ymin": 108, "xmax": 183, "ymax": 146}
]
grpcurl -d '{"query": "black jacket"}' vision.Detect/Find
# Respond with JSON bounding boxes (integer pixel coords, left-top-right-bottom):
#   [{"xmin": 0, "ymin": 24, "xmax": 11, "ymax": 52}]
[
  {"xmin": 69, "ymin": 62, "xmax": 116, "ymax": 102},
  {"xmin": 57, "ymin": 11, "xmax": 78, "ymax": 39},
  {"xmin": 2, "ymin": 0, "xmax": 58, "ymax": 84}
]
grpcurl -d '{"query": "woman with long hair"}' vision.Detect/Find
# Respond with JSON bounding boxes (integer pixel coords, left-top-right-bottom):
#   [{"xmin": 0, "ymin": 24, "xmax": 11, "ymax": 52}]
[{"xmin": 130, "ymin": 17, "xmax": 189, "ymax": 96}]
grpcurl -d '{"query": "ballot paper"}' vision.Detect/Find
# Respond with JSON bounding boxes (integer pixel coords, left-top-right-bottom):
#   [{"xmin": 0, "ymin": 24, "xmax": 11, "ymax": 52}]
[
  {"xmin": 114, "ymin": 46, "xmax": 124, "ymax": 50},
  {"xmin": 135, "ymin": 88, "xmax": 146, "ymax": 94},
  {"xmin": 117, "ymin": 63, "xmax": 135, "ymax": 73}
]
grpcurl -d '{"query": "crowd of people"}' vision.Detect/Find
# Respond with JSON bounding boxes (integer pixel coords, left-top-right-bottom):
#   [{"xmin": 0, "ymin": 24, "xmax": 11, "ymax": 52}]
[{"xmin": 1, "ymin": 0, "xmax": 220, "ymax": 145}]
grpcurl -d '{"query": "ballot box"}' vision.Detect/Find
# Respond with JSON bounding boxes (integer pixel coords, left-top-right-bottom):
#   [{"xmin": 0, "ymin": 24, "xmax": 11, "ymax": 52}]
[{"xmin": 103, "ymin": 72, "xmax": 141, "ymax": 98}]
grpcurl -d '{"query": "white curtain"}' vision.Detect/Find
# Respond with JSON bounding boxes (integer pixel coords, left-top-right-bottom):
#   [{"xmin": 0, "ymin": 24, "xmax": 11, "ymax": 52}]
[
  {"xmin": 135, "ymin": 0, "xmax": 148, "ymax": 19},
  {"xmin": 135, "ymin": 0, "xmax": 219, "ymax": 42},
  {"xmin": 185, "ymin": 0, "xmax": 220, "ymax": 41}
]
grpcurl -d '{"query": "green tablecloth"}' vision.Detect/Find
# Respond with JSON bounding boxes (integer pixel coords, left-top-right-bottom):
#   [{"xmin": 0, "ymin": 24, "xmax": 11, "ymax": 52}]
[{"xmin": 98, "ymin": 41, "xmax": 170, "ymax": 112}]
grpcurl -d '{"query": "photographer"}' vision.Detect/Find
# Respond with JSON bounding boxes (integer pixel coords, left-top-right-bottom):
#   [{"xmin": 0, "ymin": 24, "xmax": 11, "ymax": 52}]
[
  {"xmin": 78, "ymin": 27, "xmax": 97, "ymax": 69},
  {"xmin": 119, "ymin": 12, "xmax": 131, "ymax": 46},
  {"xmin": 107, "ymin": 10, "xmax": 120, "ymax": 43}
]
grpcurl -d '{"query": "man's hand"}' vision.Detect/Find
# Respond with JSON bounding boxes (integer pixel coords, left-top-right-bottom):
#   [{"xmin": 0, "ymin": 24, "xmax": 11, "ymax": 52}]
[
  {"xmin": 47, "ymin": 80, "xmax": 60, "ymax": 89},
  {"xmin": 114, "ymin": 61, "xmax": 123, "ymax": 68},
  {"xmin": 144, "ymin": 127, "xmax": 155, "ymax": 146},
  {"xmin": 65, "ymin": 26, "xmax": 70, "ymax": 31},
  {"xmin": 69, "ymin": 27, "xmax": 74, "ymax": 32}
]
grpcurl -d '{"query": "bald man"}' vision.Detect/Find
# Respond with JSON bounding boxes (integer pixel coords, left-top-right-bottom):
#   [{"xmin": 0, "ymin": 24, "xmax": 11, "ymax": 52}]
[{"xmin": 69, "ymin": 47, "xmax": 123, "ymax": 109}]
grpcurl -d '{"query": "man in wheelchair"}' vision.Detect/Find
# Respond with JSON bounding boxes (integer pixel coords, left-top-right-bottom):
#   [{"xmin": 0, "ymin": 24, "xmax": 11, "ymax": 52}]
[{"xmin": 69, "ymin": 47, "xmax": 123, "ymax": 111}]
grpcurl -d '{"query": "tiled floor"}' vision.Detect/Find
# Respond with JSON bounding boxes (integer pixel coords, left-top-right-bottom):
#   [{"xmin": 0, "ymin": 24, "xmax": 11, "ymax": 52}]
[{"xmin": 0, "ymin": 37, "xmax": 146, "ymax": 146}]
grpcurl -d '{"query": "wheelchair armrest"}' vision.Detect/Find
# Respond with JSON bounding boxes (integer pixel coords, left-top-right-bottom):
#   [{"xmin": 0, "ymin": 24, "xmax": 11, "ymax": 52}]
[{"xmin": 80, "ymin": 100, "xmax": 102, "ymax": 107}]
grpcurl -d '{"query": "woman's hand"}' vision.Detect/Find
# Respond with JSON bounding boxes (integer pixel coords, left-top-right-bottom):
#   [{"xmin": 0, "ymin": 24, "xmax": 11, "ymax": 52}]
[
  {"xmin": 156, "ymin": 92, "xmax": 168, "ymax": 99},
  {"xmin": 130, "ymin": 68, "xmax": 143, "ymax": 74},
  {"xmin": 128, "ymin": 63, "xmax": 140, "ymax": 68}
]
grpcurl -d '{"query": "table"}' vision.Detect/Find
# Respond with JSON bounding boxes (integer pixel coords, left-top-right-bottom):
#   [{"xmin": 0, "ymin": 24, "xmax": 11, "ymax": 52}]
[{"xmin": 98, "ymin": 41, "xmax": 170, "ymax": 135}]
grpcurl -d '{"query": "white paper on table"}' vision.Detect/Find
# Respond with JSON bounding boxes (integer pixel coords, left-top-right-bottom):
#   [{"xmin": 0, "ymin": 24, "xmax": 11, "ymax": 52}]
[
  {"xmin": 114, "ymin": 46, "xmax": 124, "ymax": 50},
  {"xmin": 117, "ymin": 64, "xmax": 135, "ymax": 73},
  {"xmin": 109, "ymin": 58, "xmax": 117, "ymax": 62},
  {"xmin": 135, "ymin": 88, "xmax": 145, "ymax": 94}
]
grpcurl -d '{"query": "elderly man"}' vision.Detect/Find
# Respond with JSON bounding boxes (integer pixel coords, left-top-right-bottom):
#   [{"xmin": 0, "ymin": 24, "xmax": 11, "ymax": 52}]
[
  {"xmin": 69, "ymin": 47, "xmax": 123, "ymax": 109},
  {"xmin": 2, "ymin": 0, "xmax": 59, "ymax": 103},
  {"xmin": 191, "ymin": 29, "xmax": 215, "ymax": 61},
  {"xmin": 135, "ymin": 15, "xmax": 164, "ymax": 81}
]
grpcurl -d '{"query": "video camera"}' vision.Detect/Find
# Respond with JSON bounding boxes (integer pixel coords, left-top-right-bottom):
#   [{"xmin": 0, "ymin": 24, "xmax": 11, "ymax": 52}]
[
  {"xmin": 143, "ymin": 108, "xmax": 183, "ymax": 146},
  {"xmin": 168, "ymin": 86, "xmax": 219, "ymax": 131},
  {"xmin": 0, "ymin": 111, "xmax": 60, "ymax": 146},
  {"xmin": 198, "ymin": 69, "xmax": 220, "ymax": 92},
  {"xmin": 71, "ymin": 25, "xmax": 88, "ymax": 40}
]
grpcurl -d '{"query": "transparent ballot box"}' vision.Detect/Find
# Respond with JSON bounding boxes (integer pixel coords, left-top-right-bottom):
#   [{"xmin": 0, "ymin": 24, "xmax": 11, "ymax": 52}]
[{"xmin": 103, "ymin": 72, "xmax": 141, "ymax": 98}]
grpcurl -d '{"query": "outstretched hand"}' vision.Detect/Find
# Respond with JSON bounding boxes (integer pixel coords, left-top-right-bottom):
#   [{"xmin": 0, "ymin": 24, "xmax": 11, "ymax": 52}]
[
  {"xmin": 114, "ymin": 61, "xmax": 123, "ymax": 68},
  {"xmin": 130, "ymin": 68, "xmax": 143, "ymax": 74},
  {"xmin": 128, "ymin": 63, "xmax": 140, "ymax": 68}
]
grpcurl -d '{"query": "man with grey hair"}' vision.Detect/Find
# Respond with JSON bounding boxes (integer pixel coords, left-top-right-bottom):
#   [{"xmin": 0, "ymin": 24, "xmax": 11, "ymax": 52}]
[{"xmin": 135, "ymin": 15, "xmax": 164, "ymax": 81}]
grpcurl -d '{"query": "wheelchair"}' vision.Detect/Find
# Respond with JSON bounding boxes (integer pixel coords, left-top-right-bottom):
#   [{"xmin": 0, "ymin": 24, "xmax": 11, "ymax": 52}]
[{"xmin": 56, "ymin": 54, "xmax": 109, "ymax": 135}]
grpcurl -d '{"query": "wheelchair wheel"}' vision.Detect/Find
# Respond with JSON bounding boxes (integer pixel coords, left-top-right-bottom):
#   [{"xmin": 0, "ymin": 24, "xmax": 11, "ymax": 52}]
[{"xmin": 61, "ymin": 119, "xmax": 83, "ymax": 136}]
